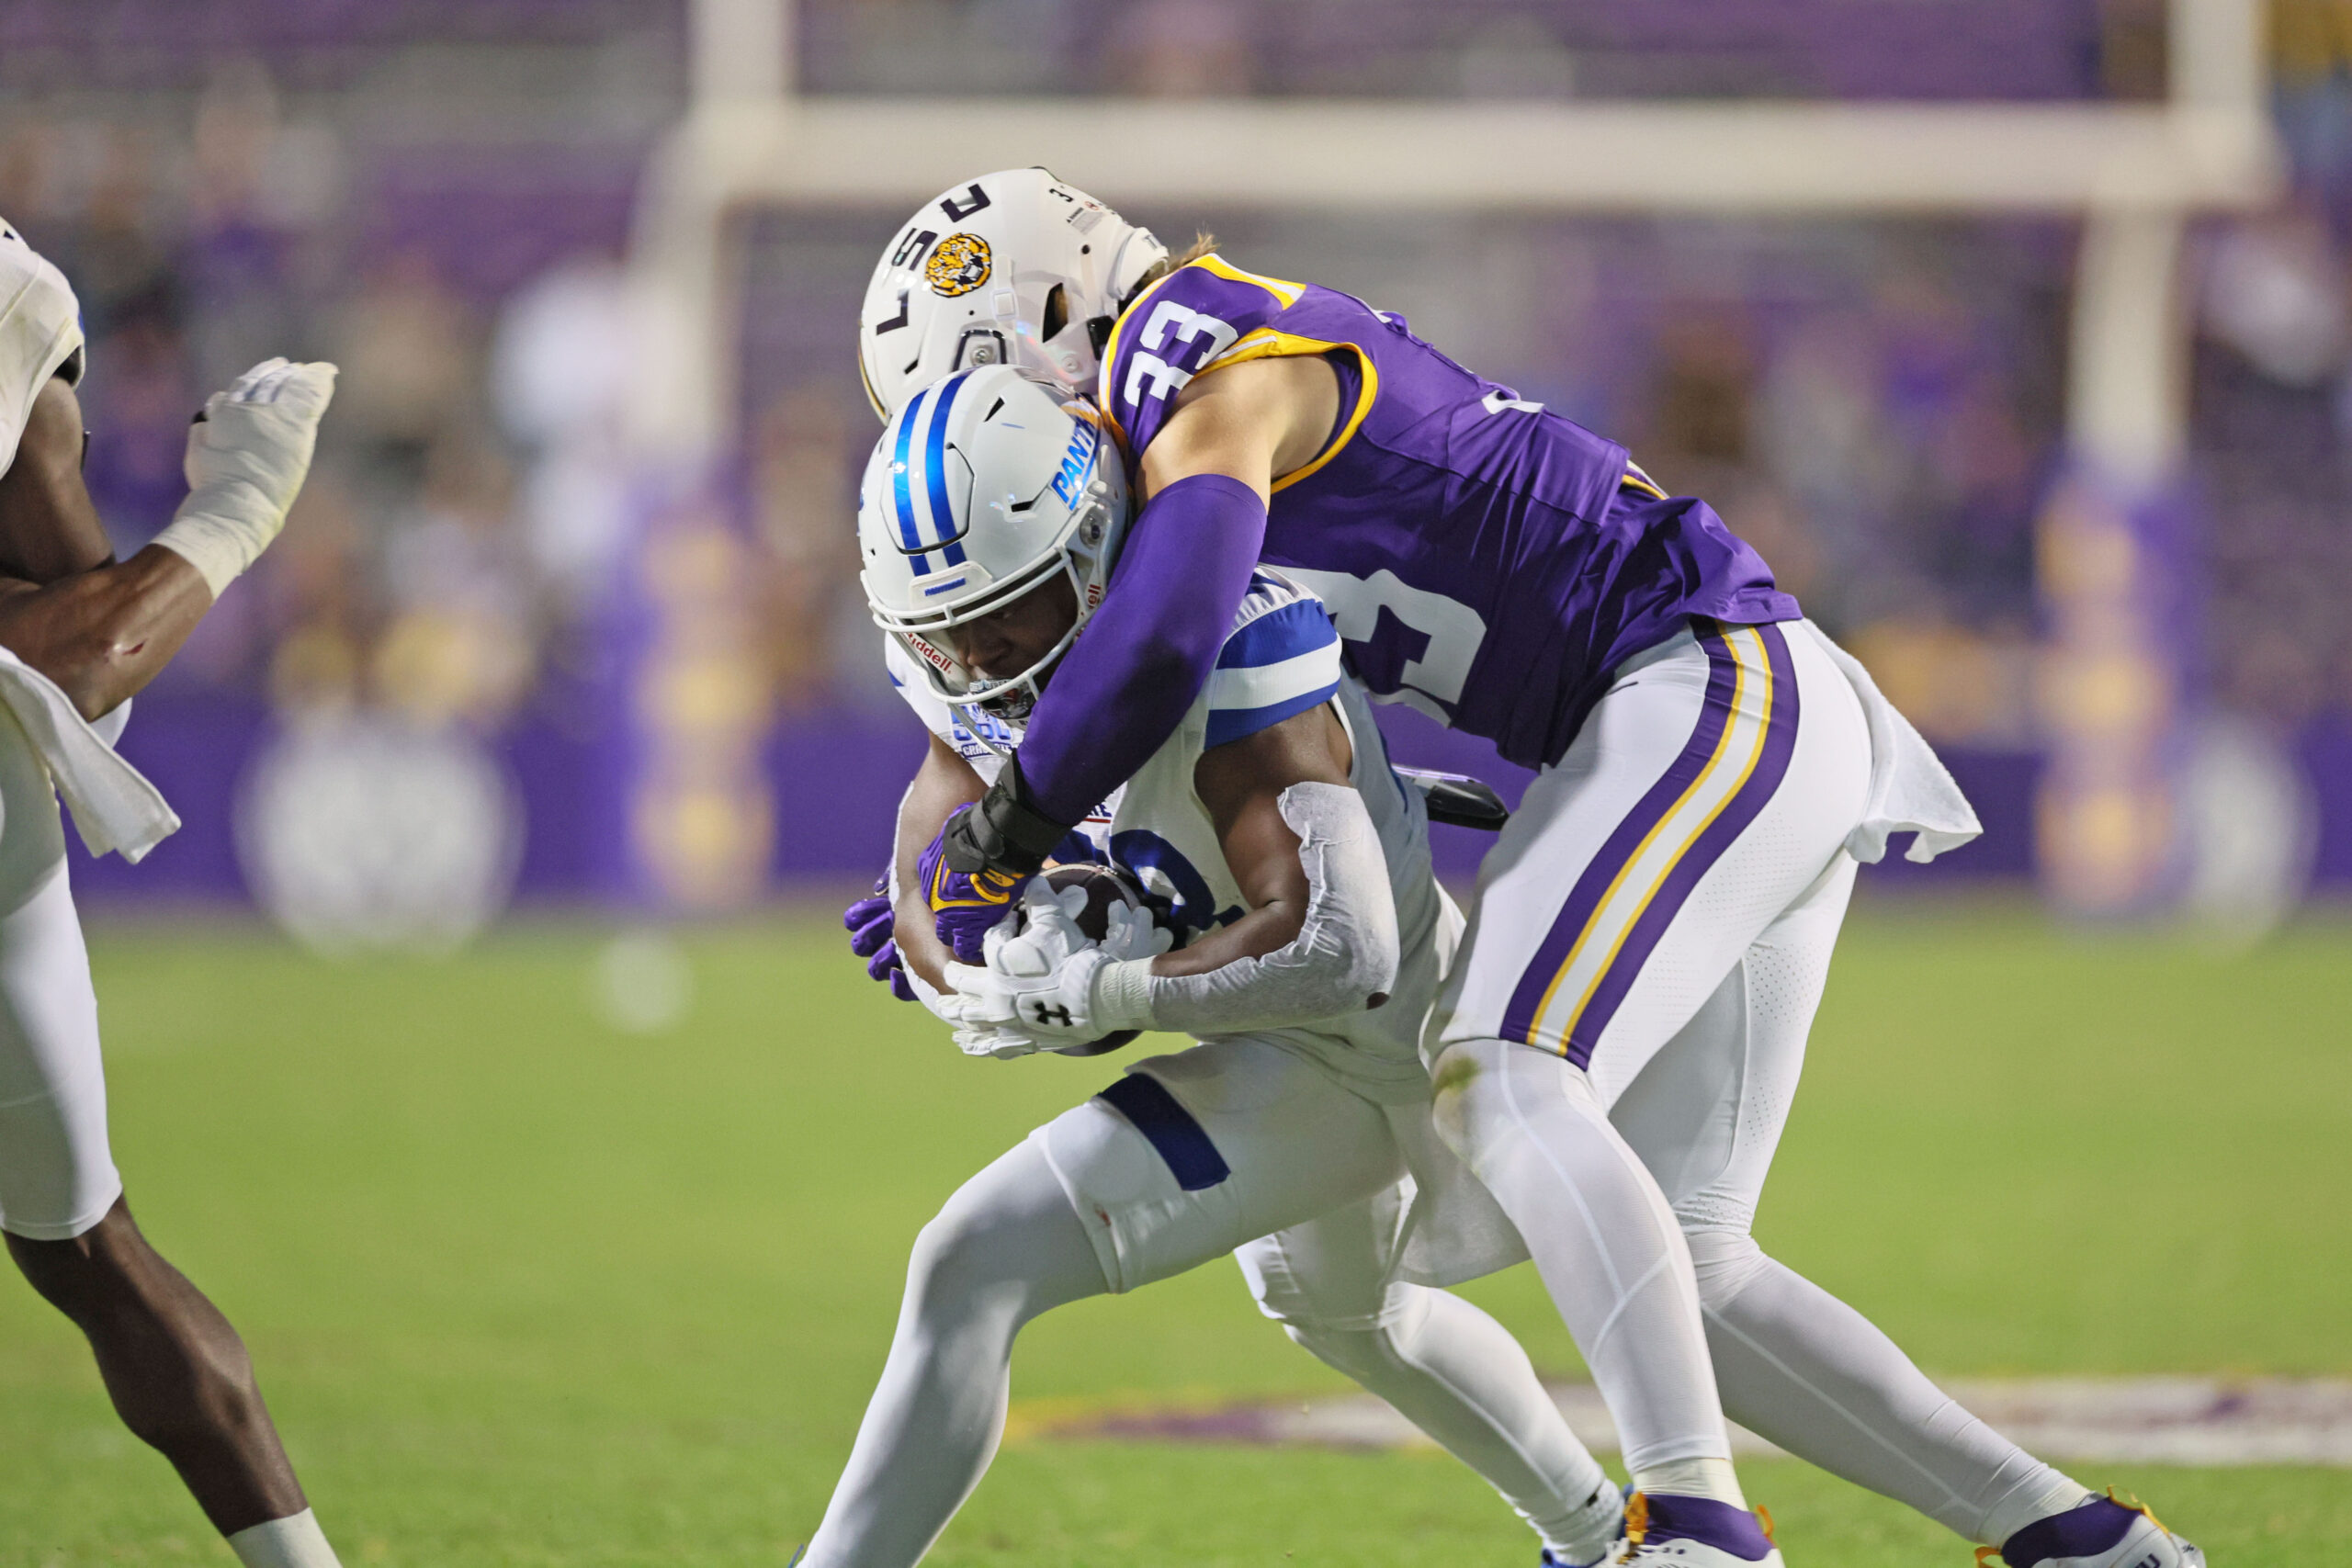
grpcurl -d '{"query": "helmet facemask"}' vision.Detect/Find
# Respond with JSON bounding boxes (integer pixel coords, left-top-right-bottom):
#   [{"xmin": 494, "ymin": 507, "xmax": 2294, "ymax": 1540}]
[{"xmin": 900, "ymin": 555, "xmax": 1086, "ymax": 733}]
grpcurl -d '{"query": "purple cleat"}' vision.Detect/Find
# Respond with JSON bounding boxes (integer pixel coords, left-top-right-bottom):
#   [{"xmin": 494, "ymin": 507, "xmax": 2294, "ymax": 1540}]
[
  {"xmin": 1607, "ymin": 1493, "xmax": 1782, "ymax": 1565},
  {"xmin": 1987, "ymin": 1491, "xmax": 2205, "ymax": 1568}
]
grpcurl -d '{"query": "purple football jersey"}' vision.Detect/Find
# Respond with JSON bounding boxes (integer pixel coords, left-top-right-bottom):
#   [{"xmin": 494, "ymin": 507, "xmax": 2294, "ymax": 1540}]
[{"xmin": 1099, "ymin": 255, "xmax": 1799, "ymax": 770}]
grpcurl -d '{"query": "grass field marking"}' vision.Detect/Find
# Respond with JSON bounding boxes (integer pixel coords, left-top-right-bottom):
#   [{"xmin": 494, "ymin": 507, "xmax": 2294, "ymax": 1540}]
[
  {"xmin": 1016, "ymin": 1376, "xmax": 2352, "ymax": 1468},
  {"xmin": 999, "ymin": 1385, "xmax": 1309, "ymax": 1447}
]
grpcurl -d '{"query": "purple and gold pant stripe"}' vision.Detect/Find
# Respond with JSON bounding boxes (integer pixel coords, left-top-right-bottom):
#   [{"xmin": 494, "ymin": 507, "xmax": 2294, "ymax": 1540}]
[{"xmin": 1501, "ymin": 620, "xmax": 1800, "ymax": 1066}]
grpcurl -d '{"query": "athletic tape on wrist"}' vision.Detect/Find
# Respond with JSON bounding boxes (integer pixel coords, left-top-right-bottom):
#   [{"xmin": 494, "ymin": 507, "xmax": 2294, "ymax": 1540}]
[{"xmin": 152, "ymin": 509, "xmax": 258, "ymax": 597}]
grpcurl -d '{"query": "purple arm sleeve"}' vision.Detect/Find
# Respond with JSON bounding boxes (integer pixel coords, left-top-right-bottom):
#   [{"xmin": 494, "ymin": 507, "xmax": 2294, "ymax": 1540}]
[{"xmin": 1014, "ymin": 473, "xmax": 1269, "ymax": 824}]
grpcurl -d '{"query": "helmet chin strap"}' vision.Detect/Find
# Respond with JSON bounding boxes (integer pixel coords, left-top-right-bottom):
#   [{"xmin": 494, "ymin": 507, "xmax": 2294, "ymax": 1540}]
[{"xmin": 951, "ymin": 625, "xmax": 1078, "ymax": 758}]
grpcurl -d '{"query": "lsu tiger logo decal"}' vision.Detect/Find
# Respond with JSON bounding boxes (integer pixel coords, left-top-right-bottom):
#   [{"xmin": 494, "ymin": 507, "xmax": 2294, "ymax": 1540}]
[{"xmin": 924, "ymin": 232, "xmax": 991, "ymax": 298}]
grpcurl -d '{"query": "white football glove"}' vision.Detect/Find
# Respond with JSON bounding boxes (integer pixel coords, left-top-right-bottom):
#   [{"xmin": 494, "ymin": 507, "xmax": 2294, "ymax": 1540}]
[
  {"xmin": 941, "ymin": 880, "xmax": 1170, "ymax": 1058},
  {"xmin": 153, "ymin": 357, "xmax": 339, "ymax": 597},
  {"xmin": 900, "ymin": 959, "xmax": 964, "ymax": 1030}
]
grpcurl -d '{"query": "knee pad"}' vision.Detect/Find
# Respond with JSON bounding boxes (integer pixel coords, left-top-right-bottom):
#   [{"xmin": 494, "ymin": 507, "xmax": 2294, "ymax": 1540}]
[
  {"xmin": 1680, "ymin": 1225, "xmax": 1770, "ymax": 1312},
  {"xmin": 0, "ymin": 872, "xmax": 116, "ymax": 1244},
  {"xmin": 903, "ymin": 1205, "xmax": 993, "ymax": 1306},
  {"xmin": 1279, "ymin": 1284, "xmax": 1431, "ymax": 1378},
  {"xmin": 903, "ymin": 1143, "xmax": 1096, "ymax": 1311}
]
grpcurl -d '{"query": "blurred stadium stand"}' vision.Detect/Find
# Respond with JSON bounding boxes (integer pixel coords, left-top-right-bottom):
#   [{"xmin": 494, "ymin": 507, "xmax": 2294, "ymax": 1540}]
[{"xmin": 4, "ymin": 1, "xmax": 2351, "ymax": 919}]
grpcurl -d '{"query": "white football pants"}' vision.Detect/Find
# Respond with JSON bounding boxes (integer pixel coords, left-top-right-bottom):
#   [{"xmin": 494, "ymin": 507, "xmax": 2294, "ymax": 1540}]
[
  {"xmin": 802, "ymin": 1040, "xmax": 1618, "ymax": 1568},
  {"xmin": 0, "ymin": 705, "xmax": 118, "ymax": 1242},
  {"xmin": 1431, "ymin": 619, "xmax": 2076, "ymax": 1540}
]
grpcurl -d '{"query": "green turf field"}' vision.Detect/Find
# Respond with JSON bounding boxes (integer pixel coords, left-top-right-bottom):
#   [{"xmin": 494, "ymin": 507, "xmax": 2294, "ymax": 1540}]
[{"xmin": 2, "ymin": 902, "xmax": 2346, "ymax": 1565}]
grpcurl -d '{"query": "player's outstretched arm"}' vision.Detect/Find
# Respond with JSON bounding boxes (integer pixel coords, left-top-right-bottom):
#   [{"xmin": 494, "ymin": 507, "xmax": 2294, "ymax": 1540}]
[
  {"xmin": 941, "ymin": 356, "xmax": 1339, "ymax": 874},
  {"xmin": 0, "ymin": 359, "xmax": 334, "ymax": 721}
]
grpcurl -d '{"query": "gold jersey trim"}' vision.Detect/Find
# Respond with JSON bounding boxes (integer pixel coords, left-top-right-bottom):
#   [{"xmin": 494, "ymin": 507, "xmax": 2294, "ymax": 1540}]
[{"xmin": 1189, "ymin": 253, "xmax": 1306, "ymax": 308}]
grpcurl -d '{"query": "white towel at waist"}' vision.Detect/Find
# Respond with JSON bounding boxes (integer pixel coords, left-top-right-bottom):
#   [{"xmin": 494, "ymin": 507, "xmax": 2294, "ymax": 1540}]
[
  {"xmin": 1794, "ymin": 620, "xmax": 1982, "ymax": 865},
  {"xmin": 0, "ymin": 647, "xmax": 179, "ymax": 863}
]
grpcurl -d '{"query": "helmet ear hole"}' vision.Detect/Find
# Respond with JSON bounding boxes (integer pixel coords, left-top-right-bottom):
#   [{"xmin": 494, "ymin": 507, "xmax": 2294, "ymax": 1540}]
[{"xmin": 1043, "ymin": 284, "xmax": 1069, "ymax": 344}]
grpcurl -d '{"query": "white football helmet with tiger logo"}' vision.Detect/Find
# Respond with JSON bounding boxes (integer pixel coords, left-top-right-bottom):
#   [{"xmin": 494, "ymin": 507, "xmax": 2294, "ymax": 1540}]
[
  {"xmin": 856, "ymin": 168, "xmax": 1166, "ymax": 422},
  {"xmin": 857, "ymin": 365, "xmax": 1130, "ymax": 732}
]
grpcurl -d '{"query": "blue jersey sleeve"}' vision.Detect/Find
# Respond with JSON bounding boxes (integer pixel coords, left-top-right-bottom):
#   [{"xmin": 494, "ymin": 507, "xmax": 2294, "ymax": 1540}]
[{"xmin": 1203, "ymin": 572, "xmax": 1343, "ymax": 750}]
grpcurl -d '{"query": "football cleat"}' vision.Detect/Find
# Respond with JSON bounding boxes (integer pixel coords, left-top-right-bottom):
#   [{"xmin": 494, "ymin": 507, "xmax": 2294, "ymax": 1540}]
[
  {"xmin": 1545, "ymin": 1550, "xmax": 1611, "ymax": 1568},
  {"xmin": 1609, "ymin": 1493, "xmax": 1782, "ymax": 1564},
  {"xmin": 1981, "ymin": 1492, "xmax": 2205, "ymax": 1568},
  {"xmin": 1541, "ymin": 1480, "xmax": 1631, "ymax": 1568}
]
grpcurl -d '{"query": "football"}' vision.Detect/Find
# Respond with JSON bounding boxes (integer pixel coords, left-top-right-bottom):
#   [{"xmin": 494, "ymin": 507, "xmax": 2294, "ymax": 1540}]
[{"xmin": 1034, "ymin": 863, "xmax": 1148, "ymax": 1056}]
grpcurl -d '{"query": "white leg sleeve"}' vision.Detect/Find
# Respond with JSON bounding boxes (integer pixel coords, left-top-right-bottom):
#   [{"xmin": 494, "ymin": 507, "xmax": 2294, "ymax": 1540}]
[
  {"xmin": 1239, "ymin": 1187, "xmax": 1618, "ymax": 1558},
  {"xmin": 0, "ymin": 711, "xmax": 117, "ymax": 1242},
  {"xmin": 1616, "ymin": 863, "xmax": 2080, "ymax": 1546},
  {"xmin": 1691, "ymin": 1234, "xmax": 2082, "ymax": 1545},
  {"xmin": 1284, "ymin": 1284, "xmax": 1620, "ymax": 1559},
  {"xmin": 1432, "ymin": 1037, "xmax": 1730, "ymax": 1473},
  {"xmin": 226, "ymin": 1509, "xmax": 343, "ymax": 1568},
  {"xmin": 800, "ymin": 1142, "xmax": 1105, "ymax": 1568}
]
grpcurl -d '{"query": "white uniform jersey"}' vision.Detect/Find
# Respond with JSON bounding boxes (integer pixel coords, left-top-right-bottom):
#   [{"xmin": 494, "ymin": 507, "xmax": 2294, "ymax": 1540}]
[
  {"xmin": 888, "ymin": 568, "xmax": 1453, "ymax": 1098},
  {"xmin": 0, "ymin": 219, "xmax": 85, "ymax": 479}
]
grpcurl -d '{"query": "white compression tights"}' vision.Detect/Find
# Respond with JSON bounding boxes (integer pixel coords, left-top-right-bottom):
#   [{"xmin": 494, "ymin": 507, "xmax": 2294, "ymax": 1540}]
[
  {"xmin": 1431, "ymin": 1037, "xmax": 1729, "ymax": 1476},
  {"xmin": 804, "ymin": 1140, "xmax": 1619, "ymax": 1567},
  {"xmin": 1284, "ymin": 1285, "xmax": 1614, "ymax": 1556},
  {"xmin": 1689, "ymin": 1232, "xmax": 2084, "ymax": 1546},
  {"xmin": 801, "ymin": 1143, "xmax": 1103, "ymax": 1568}
]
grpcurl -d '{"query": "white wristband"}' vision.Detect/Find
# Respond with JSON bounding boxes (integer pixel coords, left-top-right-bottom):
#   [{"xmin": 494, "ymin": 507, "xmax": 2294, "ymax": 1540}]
[{"xmin": 1092, "ymin": 956, "xmax": 1157, "ymax": 1033}]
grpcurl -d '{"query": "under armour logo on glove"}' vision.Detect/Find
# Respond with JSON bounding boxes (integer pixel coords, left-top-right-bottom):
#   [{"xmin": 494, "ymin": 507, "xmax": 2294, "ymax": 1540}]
[{"xmin": 938, "ymin": 880, "xmax": 1169, "ymax": 1058}]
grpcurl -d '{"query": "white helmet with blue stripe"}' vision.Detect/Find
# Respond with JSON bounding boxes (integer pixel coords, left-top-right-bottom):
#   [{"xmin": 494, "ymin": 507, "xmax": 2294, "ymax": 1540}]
[
  {"xmin": 857, "ymin": 364, "xmax": 1129, "ymax": 728},
  {"xmin": 857, "ymin": 167, "xmax": 1166, "ymax": 422}
]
